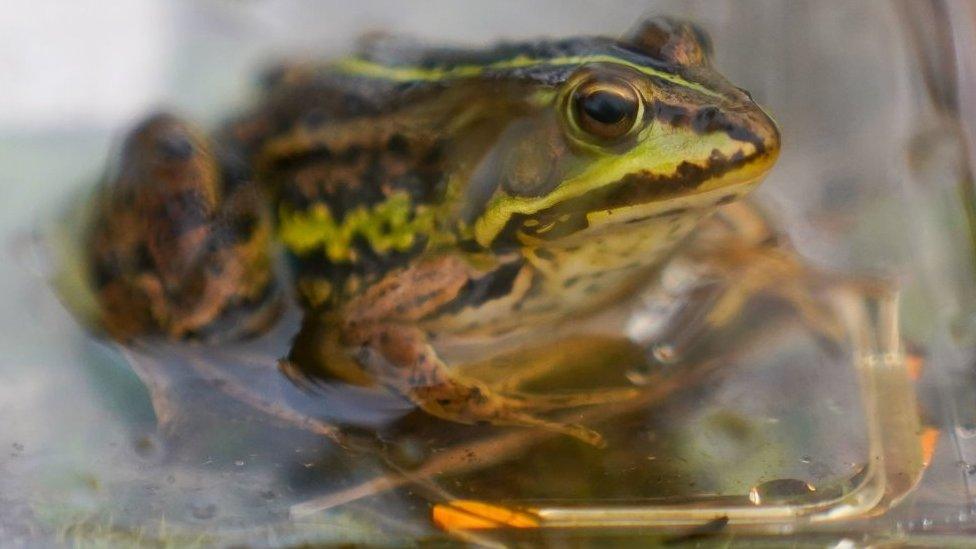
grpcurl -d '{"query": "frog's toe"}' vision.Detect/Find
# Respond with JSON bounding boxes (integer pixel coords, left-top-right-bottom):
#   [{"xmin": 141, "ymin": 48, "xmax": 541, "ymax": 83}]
[
  {"xmin": 470, "ymin": 401, "xmax": 607, "ymax": 447},
  {"xmin": 503, "ymin": 387, "xmax": 640, "ymax": 412},
  {"xmin": 412, "ymin": 382, "xmax": 610, "ymax": 447},
  {"xmin": 500, "ymin": 413, "xmax": 606, "ymax": 448}
]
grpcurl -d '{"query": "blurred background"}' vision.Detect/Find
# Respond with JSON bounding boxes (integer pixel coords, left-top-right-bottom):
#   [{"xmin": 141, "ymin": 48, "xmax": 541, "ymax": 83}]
[{"xmin": 2, "ymin": 0, "xmax": 976, "ymax": 545}]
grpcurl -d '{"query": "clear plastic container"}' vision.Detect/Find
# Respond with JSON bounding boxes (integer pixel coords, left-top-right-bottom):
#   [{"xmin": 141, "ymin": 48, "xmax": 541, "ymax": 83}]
[{"xmin": 3, "ymin": 1, "xmax": 976, "ymax": 545}]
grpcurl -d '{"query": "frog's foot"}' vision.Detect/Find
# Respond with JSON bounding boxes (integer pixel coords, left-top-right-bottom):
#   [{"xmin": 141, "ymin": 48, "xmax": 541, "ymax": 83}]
[
  {"xmin": 500, "ymin": 387, "xmax": 641, "ymax": 411},
  {"xmin": 333, "ymin": 321, "xmax": 611, "ymax": 447},
  {"xmin": 411, "ymin": 378, "xmax": 609, "ymax": 447}
]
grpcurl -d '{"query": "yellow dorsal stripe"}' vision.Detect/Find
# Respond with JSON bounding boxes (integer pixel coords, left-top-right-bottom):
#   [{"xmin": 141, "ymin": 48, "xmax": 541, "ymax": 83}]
[{"xmin": 332, "ymin": 55, "xmax": 721, "ymax": 99}]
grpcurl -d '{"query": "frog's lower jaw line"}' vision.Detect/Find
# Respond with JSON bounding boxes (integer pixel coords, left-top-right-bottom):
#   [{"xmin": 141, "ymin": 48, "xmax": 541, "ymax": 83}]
[
  {"xmin": 581, "ymin": 175, "xmax": 764, "ymax": 232},
  {"xmin": 620, "ymin": 146, "xmax": 775, "ymax": 205},
  {"xmin": 570, "ymin": 149, "xmax": 779, "ymax": 225}
]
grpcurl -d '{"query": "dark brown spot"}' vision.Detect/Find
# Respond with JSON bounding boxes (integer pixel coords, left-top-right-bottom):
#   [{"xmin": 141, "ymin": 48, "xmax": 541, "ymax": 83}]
[
  {"xmin": 159, "ymin": 189, "xmax": 211, "ymax": 235},
  {"xmin": 535, "ymin": 248, "xmax": 555, "ymax": 261},
  {"xmin": 340, "ymin": 145, "xmax": 362, "ymax": 163},
  {"xmin": 135, "ymin": 243, "xmax": 156, "ymax": 272},
  {"xmin": 657, "ymin": 207, "xmax": 689, "ymax": 218},
  {"xmin": 155, "ymin": 134, "xmax": 194, "ymax": 161},
  {"xmin": 427, "ymin": 261, "xmax": 523, "ymax": 318},
  {"xmin": 692, "ymin": 107, "xmax": 764, "ymax": 152},
  {"xmin": 302, "ymin": 109, "xmax": 328, "ymax": 128},
  {"xmin": 653, "ymin": 101, "xmax": 691, "ymax": 125},
  {"xmin": 386, "ymin": 133, "xmax": 410, "ymax": 155},
  {"xmin": 468, "ymin": 386, "xmax": 488, "ymax": 403},
  {"xmin": 421, "ymin": 145, "xmax": 443, "ymax": 166},
  {"xmin": 260, "ymin": 65, "xmax": 288, "ymax": 89},
  {"xmin": 489, "ymin": 326, "xmax": 517, "ymax": 337},
  {"xmin": 692, "ymin": 107, "xmax": 721, "ymax": 133},
  {"xmin": 91, "ymin": 258, "xmax": 118, "ymax": 289},
  {"xmin": 229, "ymin": 212, "xmax": 259, "ymax": 240}
]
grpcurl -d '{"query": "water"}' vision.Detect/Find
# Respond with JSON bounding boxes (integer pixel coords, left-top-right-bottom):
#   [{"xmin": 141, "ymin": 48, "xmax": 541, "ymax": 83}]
[{"xmin": 0, "ymin": 150, "xmax": 876, "ymax": 542}]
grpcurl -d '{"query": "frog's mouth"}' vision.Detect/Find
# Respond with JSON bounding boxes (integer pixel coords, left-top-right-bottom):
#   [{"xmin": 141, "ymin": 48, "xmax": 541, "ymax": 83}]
[
  {"xmin": 595, "ymin": 150, "xmax": 761, "ymax": 209},
  {"xmin": 514, "ymin": 148, "xmax": 775, "ymax": 241}
]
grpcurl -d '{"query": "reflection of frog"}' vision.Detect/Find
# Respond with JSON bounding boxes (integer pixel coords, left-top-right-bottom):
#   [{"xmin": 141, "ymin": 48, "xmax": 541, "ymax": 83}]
[{"xmin": 85, "ymin": 17, "xmax": 786, "ymax": 446}]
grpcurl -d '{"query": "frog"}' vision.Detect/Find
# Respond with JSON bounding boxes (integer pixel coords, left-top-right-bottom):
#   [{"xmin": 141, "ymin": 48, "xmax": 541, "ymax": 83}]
[{"xmin": 82, "ymin": 16, "xmax": 786, "ymax": 448}]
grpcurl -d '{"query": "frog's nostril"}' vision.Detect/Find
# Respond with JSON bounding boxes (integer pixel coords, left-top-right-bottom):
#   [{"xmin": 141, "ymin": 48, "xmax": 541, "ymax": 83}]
[{"xmin": 691, "ymin": 106, "xmax": 720, "ymax": 133}]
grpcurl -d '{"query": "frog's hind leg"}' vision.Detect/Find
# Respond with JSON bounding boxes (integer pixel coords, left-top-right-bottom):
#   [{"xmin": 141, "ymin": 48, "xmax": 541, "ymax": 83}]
[
  {"xmin": 88, "ymin": 113, "xmax": 282, "ymax": 343},
  {"xmin": 496, "ymin": 387, "xmax": 641, "ymax": 412},
  {"xmin": 702, "ymin": 245, "xmax": 845, "ymax": 342},
  {"xmin": 406, "ymin": 360, "xmax": 611, "ymax": 447},
  {"xmin": 283, "ymin": 255, "xmax": 615, "ymax": 447},
  {"xmin": 289, "ymin": 317, "xmax": 611, "ymax": 447}
]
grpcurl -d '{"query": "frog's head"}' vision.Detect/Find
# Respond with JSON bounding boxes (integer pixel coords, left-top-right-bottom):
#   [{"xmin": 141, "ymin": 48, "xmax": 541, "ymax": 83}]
[{"xmin": 470, "ymin": 17, "xmax": 781, "ymax": 248}]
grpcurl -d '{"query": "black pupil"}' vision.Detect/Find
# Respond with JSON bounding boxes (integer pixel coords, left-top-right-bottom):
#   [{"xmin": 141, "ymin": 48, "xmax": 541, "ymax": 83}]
[{"xmin": 581, "ymin": 90, "xmax": 636, "ymax": 125}]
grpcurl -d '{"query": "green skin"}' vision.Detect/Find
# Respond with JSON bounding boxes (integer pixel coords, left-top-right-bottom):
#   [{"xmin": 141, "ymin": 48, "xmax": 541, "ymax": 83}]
[{"xmin": 88, "ymin": 17, "xmax": 781, "ymax": 446}]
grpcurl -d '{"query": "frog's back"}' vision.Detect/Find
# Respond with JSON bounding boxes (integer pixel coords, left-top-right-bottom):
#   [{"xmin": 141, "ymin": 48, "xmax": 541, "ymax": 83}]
[
  {"xmin": 231, "ymin": 47, "xmax": 460, "ymax": 307},
  {"xmin": 349, "ymin": 35, "xmax": 648, "ymax": 83},
  {"xmin": 232, "ymin": 36, "xmax": 619, "ymax": 306},
  {"xmin": 227, "ymin": 23, "xmax": 762, "ymax": 309},
  {"xmin": 235, "ymin": 32, "xmax": 677, "ymax": 138}
]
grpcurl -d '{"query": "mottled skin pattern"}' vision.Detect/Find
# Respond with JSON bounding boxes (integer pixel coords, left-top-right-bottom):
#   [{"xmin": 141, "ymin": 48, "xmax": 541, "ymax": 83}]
[
  {"xmin": 87, "ymin": 17, "xmax": 782, "ymax": 446},
  {"xmin": 89, "ymin": 115, "xmax": 279, "ymax": 341}
]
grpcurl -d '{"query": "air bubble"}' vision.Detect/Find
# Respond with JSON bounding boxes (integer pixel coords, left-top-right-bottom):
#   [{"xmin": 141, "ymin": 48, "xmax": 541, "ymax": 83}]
[
  {"xmin": 749, "ymin": 478, "xmax": 816, "ymax": 505},
  {"xmin": 651, "ymin": 343, "xmax": 677, "ymax": 364}
]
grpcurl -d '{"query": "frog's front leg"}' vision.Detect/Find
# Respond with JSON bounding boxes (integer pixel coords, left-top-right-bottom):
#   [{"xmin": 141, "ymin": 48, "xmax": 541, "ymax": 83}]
[
  {"xmin": 638, "ymin": 204, "xmax": 847, "ymax": 364},
  {"xmin": 286, "ymin": 255, "xmax": 609, "ymax": 447}
]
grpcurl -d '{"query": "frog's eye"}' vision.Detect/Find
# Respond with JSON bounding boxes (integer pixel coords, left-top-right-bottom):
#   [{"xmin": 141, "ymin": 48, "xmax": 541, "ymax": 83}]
[{"xmin": 571, "ymin": 78, "xmax": 642, "ymax": 141}]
